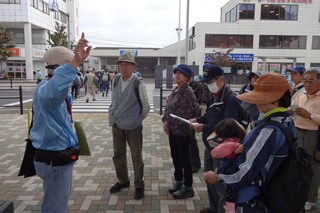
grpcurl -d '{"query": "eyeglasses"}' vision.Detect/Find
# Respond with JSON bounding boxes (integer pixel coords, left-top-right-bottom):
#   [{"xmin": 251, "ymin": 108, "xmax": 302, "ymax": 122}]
[{"xmin": 303, "ymin": 79, "xmax": 319, "ymax": 84}]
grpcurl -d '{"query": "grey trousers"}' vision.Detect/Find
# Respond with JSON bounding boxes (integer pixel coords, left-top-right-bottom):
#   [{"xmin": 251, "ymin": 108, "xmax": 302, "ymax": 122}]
[
  {"xmin": 296, "ymin": 128, "xmax": 320, "ymax": 203},
  {"xmin": 112, "ymin": 124, "xmax": 144, "ymax": 188},
  {"xmin": 204, "ymin": 148, "xmax": 226, "ymax": 213}
]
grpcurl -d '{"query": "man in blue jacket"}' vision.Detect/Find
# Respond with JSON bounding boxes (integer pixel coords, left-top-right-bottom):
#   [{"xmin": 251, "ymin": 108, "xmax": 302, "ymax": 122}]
[
  {"xmin": 190, "ymin": 65, "xmax": 242, "ymax": 213},
  {"xmin": 31, "ymin": 33, "xmax": 91, "ymax": 213}
]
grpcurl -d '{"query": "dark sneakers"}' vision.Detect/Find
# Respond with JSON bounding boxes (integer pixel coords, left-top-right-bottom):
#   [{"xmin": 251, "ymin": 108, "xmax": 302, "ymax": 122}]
[
  {"xmin": 172, "ymin": 185, "xmax": 194, "ymax": 199},
  {"xmin": 109, "ymin": 182, "xmax": 130, "ymax": 193},
  {"xmin": 168, "ymin": 181, "xmax": 183, "ymax": 194},
  {"xmin": 134, "ymin": 188, "xmax": 144, "ymax": 200}
]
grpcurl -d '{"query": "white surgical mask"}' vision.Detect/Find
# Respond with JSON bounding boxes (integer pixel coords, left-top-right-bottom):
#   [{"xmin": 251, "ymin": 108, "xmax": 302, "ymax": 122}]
[{"xmin": 207, "ymin": 81, "xmax": 219, "ymax": 93}]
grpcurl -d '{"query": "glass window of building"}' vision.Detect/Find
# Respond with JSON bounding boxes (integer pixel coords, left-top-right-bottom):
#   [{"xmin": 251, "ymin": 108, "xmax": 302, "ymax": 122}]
[
  {"xmin": 310, "ymin": 63, "xmax": 320, "ymax": 67},
  {"xmin": 32, "ymin": 29, "xmax": 46, "ymax": 44},
  {"xmin": 261, "ymin": 4, "xmax": 298, "ymax": 20},
  {"xmin": 0, "ymin": 0, "xmax": 21, "ymax": 3},
  {"xmin": 8, "ymin": 29, "xmax": 24, "ymax": 44},
  {"xmin": 239, "ymin": 4, "xmax": 255, "ymax": 19},
  {"xmin": 225, "ymin": 4, "xmax": 255, "ymax": 22},
  {"xmin": 259, "ymin": 35, "xmax": 306, "ymax": 49},
  {"xmin": 312, "ymin": 36, "xmax": 320, "ymax": 49},
  {"xmin": 205, "ymin": 34, "xmax": 253, "ymax": 48}
]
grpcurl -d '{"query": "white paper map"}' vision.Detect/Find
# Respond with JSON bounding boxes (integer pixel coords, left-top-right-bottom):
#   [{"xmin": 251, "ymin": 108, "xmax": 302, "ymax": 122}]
[{"xmin": 170, "ymin": 113, "xmax": 190, "ymax": 124}]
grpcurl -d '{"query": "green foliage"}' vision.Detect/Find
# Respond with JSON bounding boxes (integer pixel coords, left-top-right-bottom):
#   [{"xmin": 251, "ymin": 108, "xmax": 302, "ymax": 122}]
[
  {"xmin": 47, "ymin": 22, "xmax": 74, "ymax": 50},
  {"xmin": 0, "ymin": 26, "xmax": 15, "ymax": 61},
  {"xmin": 206, "ymin": 47, "xmax": 236, "ymax": 67}
]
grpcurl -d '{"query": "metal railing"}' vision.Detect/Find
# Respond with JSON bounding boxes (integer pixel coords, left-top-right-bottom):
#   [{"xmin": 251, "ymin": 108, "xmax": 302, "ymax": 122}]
[
  {"xmin": 0, "ymin": 86, "xmax": 24, "ymax": 114},
  {"xmin": 159, "ymin": 86, "xmax": 172, "ymax": 115}
]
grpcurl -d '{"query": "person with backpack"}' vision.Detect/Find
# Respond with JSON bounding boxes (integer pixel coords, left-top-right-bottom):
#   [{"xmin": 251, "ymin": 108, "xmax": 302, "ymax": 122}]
[
  {"xmin": 101, "ymin": 69, "xmax": 110, "ymax": 97},
  {"xmin": 83, "ymin": 68, "xmax": 98, "ymax": 103},
  {"xmin": 108, "ymin": 52, "xmax": 150, "ymax": 200},
  {"xmin": 189, "ymin": 65, "xmax": 243, "ymax": 213},
  {"xmin": 204, "ymin": 73, "xmax": 305, "ymax": 213}
]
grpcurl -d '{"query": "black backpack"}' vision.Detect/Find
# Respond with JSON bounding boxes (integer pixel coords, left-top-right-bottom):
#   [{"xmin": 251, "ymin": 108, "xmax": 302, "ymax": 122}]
[
  {"xmin": 258, "ymin": 120, "xmax": 313, "ymax": 213},
  {"xmin": 223, "ymin": 90, "xmax": 251, "ymax": 129}
]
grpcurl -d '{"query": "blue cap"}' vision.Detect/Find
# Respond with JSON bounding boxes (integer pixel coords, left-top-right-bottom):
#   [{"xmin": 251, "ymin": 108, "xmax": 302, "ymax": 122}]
[
  {"xmin": 173, "ymin": 64, "xmax": 193, "ymax": 77},
  {"xmin": 287, "ymin": 66, "xmax": 305, "ymax": 74},
  {"xmin": 203, "ymin": 63, "xmax": 211, "ymax": 71},
  {"xmin": 202, "ymin": 65, "xmax": 224, "ymax": 83}
]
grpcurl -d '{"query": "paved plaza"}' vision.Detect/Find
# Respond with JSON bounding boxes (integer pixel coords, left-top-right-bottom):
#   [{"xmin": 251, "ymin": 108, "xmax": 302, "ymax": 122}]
[
  {"xmin": 0, "ymin": 79, "xmax": 319, "ymax": 212},
  {"xmin": 0, "ymin": 112, "xmax": 210, "ymax": 213}
]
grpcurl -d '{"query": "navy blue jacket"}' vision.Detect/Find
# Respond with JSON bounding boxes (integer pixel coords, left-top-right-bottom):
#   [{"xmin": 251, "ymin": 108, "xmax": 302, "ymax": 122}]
[{"xmin": 196, "ymin": 84, "xmax": 241, "ymax": 150}]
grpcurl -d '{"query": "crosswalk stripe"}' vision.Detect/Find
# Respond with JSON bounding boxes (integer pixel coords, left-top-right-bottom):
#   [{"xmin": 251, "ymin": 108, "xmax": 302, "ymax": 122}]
[{"xmin": 72, "ymin": 95, "xmax": 154, "ymax": 113}]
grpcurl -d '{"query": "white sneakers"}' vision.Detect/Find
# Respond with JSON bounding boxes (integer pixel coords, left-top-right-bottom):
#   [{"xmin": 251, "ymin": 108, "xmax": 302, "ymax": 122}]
[{"xmin": 305, "ymin": 202, "xmax": 315, "ymax": 211}]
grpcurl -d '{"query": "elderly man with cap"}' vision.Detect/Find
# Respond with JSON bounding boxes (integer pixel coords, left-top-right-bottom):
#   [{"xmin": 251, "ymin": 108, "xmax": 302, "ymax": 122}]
[
  {"xmin": 239, "ymin": 70, "xmax": 263, "ymax": 128},
  {"xmin": 162, "ymin": 64, "xmax": 200, "ymax": 199},
  {"xmin": 189, "ymin": 65, "xmax": 242, "ymax": 213},
  {"xmin": 287, "ymin": 65, "xmax": 305, "ymax": 101},
  {"xmin": 108, "ymin": 52, "xmax": 150, "ymax": 200},
  {"xmin": 203, "ymin": 73, "xmax": 295, "ymax": 212},
  {"xmin": 291, "ymin": 68, "xmax": 320, "ymax": 211},
  {"xmin": 31, "ymin": 33, "xmax": 91, "ymax": 213}
]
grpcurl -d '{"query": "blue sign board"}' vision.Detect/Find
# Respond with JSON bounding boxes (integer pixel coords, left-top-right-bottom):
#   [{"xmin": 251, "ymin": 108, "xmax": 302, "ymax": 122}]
[
  {"xmin": 229, "ymin": 54, "xmax": 254, "ymax": 62},
  {"xmin": 205, "ymin": 53, "xmax": 254, "ymax": 63},
  {"xmin": 120, "ymin": 50, "xmax": 138, "ymax": 56}
]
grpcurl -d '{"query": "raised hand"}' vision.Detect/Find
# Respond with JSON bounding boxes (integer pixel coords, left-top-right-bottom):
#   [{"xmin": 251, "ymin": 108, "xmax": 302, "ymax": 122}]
[{"xmin": 70, "ymin": 32, "xmax": 92, "ymax": 68}]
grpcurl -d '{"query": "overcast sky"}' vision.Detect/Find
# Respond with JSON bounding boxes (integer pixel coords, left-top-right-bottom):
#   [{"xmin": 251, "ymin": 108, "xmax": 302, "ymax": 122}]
[{"xmin": 79, "ymin": 0, "xmax": 229, "ymax": 48}]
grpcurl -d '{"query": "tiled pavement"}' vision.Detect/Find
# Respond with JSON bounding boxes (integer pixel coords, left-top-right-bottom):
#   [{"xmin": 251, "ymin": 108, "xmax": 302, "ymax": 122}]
[{"xmin": 0, "ymin": 112, "xmax": 210, "ymax": 213}]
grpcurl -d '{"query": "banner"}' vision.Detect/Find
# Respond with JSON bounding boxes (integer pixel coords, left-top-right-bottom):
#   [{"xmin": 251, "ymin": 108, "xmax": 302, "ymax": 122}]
[{"xmin": 49, "ymin": 0, "xmax": 59, "ymax": 12}]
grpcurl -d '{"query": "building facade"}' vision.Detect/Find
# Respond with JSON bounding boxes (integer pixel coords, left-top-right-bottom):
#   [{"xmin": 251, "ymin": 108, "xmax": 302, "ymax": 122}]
[
  {"xmin": 89, "ymin": 0, "xmax": 319, "ymax": 78},
  {"xmin": 0, "ymin": 0, "xmax": 79, "ymax": 79},
  {"xmin": 189, "ymin": 0, "xmax": 319, "ymax": 75}
]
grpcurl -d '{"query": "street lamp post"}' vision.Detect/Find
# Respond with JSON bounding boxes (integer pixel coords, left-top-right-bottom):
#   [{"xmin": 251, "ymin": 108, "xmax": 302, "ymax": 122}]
[
  {"xmin": 66, "ymin": 13, "xmax": 70, "ymax": 49},
  {"xmin": 185, "ymin": 0, "xmax": 190, "ymax": 64},
  {"xmin": 176, "ymin": 27, "xmax": 182, "ymax": 65},
  {"xmin": 176, "ymin": 0, "xmax": 182, "ymax": 65}
]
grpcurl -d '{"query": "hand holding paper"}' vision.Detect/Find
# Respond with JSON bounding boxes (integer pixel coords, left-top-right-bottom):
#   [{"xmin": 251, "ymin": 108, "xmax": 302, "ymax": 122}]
[{"xmin": 170, "ymin": 113, "xmax": 190, "ymax": 124}]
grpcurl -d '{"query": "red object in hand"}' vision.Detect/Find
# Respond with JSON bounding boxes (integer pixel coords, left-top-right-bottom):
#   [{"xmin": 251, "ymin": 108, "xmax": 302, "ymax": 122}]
[{"xmin": 211, "ymin": 138, "xmax": 241, "ymax": 159}]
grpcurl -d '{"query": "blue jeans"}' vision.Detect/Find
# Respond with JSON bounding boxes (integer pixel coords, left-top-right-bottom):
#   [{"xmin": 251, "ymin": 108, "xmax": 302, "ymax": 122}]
[
  {"xmin": 34, "ymin": 161, "xmax": 74, "ymax": 213},
  {"xmin": 101, "ymin": 81, "xmax": 109, "ymax": 95}
]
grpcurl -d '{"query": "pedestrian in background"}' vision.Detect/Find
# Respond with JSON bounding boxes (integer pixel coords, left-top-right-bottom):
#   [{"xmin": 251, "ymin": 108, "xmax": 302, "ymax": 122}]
[
  {"xmin": 36, "ymin": 68, "xmax": 43, "ymax": 84},
  {"xmin": 108, "ymin": 52, "xmax": 150, "ymax": 200},
  {"xmin": 287, "ymin": 65, "xmax": 305, "ymax": 102},
  {"xmin": 31, "ymin": 33, "xmax": 91, "ymax": 213},
  {"xmin": 84, "ymin": 68, "xmax": 98, "ymax": 103},
  {"xmin": 162, "ymin": 64, "xmax": 200, "ymax": 199},
  {"xmin": 101, "ymin": 69, "xmax": 110, "ymax": 97},
  {"xmin": 239, "ymin": 70, "xmax": 262, "ymax": 128}
]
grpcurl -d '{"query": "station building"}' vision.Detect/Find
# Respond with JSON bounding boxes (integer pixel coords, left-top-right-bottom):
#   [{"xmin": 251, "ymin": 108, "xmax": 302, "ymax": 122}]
[
  {"xmin": 1, "ymin": 0, "xmax": 319, "ymax": 79},
  {"xmin": 89, "ymin": 0, "xmax": 320, "ymax": 78}
]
